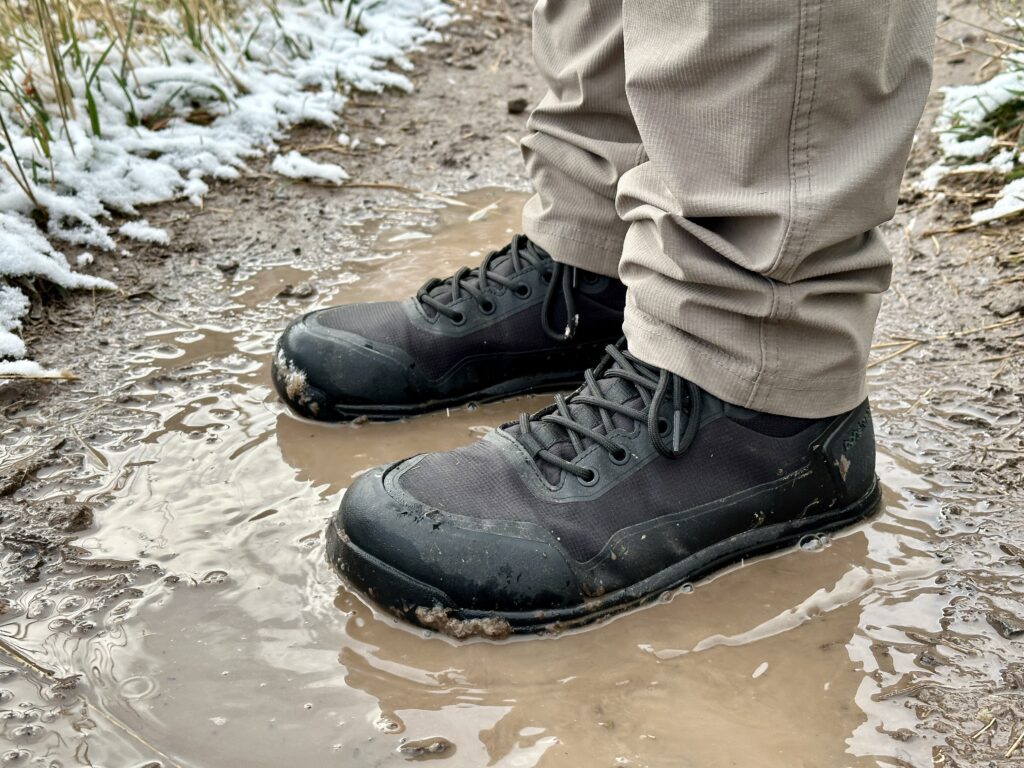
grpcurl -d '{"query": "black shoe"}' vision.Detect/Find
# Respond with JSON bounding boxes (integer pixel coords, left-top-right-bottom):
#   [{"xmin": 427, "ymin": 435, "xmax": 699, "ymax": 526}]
[
  {"xmin": 272, "ymin": 236, "xmax": 625, "ymax": 421},
  {"xmin": 327, "ymin": 344, "xmax": 881, "ymax": 637}
]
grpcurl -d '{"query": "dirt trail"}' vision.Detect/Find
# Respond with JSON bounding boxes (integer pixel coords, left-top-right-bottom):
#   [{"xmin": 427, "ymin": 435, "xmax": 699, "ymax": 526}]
[{"xmin": 2, "ymin": 0, "xmax": 1024, "ymax": 765}]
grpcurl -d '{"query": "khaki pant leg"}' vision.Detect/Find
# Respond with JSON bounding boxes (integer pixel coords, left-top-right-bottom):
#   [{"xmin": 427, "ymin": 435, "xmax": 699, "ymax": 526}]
[
  {"xmin": 522, "ymin": 0, "xmax": 642, "ymax": 278},
  {"xmin": 616, "ymin": 0, "xmax": 935, "ymax": 417}
]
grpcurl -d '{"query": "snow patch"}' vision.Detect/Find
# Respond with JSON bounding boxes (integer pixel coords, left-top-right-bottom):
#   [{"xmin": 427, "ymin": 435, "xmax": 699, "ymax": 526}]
[
  {"xmin": 0, "ymin": 0, "xmax": 451, "ymax": 365},
  {"xmin": 272, "ymin": 151, "xmax": 349, "ymax": 184},
  {"xmin": 119, "ymin": 220, "xmax": 170, "ymax": 245},
  {"xmin": 916, "ymin": 52, "xmax": 1024, "ymax": 223},
  {"xmin": 971, "ymin": 177, "xmax": 1024, "ymax": 224}
]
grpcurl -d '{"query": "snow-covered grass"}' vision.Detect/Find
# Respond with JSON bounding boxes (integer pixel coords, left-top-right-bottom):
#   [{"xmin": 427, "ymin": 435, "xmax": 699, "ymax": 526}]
[
  {"xmin": 0, "ymin": 0, "xmax": 451, "ymax": 373},
  {"xmin": 920, "ymin": 10, "xmax": 1024, "ymax": 225}
]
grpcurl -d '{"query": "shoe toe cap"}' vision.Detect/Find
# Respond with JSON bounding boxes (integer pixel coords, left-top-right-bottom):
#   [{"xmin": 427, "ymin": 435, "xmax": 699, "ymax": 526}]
[
  {"xmin": 272, "ymin": 306, "xmax": 419, "ymax": 418},
  {"xmin": 332, "ymin": 458, "xmax": 583, "ymax": 616}
]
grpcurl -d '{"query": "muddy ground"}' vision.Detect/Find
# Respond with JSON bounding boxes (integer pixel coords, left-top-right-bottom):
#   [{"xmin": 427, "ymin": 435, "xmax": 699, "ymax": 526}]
[{"xmin": 2, "ymin": 0, "xmax": 1024, "ymax": 765}]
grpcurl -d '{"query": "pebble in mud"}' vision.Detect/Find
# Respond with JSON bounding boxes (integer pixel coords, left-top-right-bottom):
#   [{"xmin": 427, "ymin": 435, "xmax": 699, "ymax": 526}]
[
  {"xmin": 986, "ymin": 610, "xmax": 1024, "ymax": 639},
  {"xmin": 398, "ymin": 737, "xmax": 455, "ymax": 760},
  {"xmin": 276, "ymin": 281, "xmax": 316, "ymax": 299}
]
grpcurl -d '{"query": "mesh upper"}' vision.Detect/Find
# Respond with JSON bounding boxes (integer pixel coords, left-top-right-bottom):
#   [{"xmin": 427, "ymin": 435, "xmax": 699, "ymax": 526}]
[
  {"xmin": 312, "ymin": 299, "xmax": 580, "ymax": 380},
  {"xmin": 398, "ymin": 415, "xmax": 824, "ymax": 563}
]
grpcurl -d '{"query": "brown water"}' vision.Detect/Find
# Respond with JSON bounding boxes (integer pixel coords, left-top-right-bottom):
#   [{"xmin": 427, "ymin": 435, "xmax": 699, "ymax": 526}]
[{"xmin": 4, "ymin": 189, "xmax": 976, "ymax": 767}]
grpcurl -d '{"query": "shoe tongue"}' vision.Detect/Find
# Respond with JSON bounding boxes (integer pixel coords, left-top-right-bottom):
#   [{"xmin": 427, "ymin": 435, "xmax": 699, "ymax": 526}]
[{"xmin": 505, "ymin": 359, "xmax": 653, "ymax": 484}]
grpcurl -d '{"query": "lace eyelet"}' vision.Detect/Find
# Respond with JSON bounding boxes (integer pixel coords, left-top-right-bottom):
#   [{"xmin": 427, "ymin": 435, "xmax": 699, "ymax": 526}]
[
  {"xmin": 609, "ymin": 447, "xmax": 630, "ymax": 465},
  {"xmin": 514, "ymin": 283, "xmax": 532, "ymax": 299},
  {"xmin": 450, "ymin": 311, "xmax": 466, "ymax": 326},
  {"xmin": 657, "ymin": 417, "xmax": 670, "ymax": 436},
  {"xmin": 577, "ymin": 467, "xmax": 599, "ymax": 486},
  {"xmin": 478, "ymin": 298, "xmax": 496, "ymax": 315},
  {"xmin": 541, "ymin": 269, "xmax": 553, "ymax": 285}
]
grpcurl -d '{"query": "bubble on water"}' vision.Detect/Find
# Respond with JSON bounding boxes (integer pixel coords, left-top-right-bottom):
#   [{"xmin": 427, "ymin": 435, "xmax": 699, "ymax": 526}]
[
  {"xmin": 210, "ymin": 716, "xmax": 227, "ymax": 726},
  {"xmin": 200, "ymin": 570, "xmax": 229, "ymax": 585},
  {"xmin": 678, "ymin": 583, "xmax": 694, "ymax": 594},
  {"xmin": 26, "ymin": 598, "xmax": 54, "ymax": 620},
  {"xmin": 70, "ymin": 620, "xmax": 97, "ymax": 635},
  {"xmin": 57, "ymin": 596, "xmax": 85, "ymax": 613},
  {"xmin": 11, "ymin": 724, "xmax": 42, "ymax": 742},
  {"xmin": 119, "ymin": 676, "xmax": 157, "ymax": 701},
  {"xmin": 1, "ymin": 750, "xmax": 30, "ymax": 765},
  {"xmin": 374, "ymin": 714, "xmax": 404, "ymax": 734},
  {"xmin": 304, "ymin": 703, "xmax": 313, "ymax": 710}
]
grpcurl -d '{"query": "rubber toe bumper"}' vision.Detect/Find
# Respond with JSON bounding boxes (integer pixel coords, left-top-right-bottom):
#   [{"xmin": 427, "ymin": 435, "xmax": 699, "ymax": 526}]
[
  {"xmin": 332, "ymin": 459, "xmax": 584, "ymax": 616},
  {"xmin": 272, "ymin": 311, "xmax": 419, "ymax": 421}
]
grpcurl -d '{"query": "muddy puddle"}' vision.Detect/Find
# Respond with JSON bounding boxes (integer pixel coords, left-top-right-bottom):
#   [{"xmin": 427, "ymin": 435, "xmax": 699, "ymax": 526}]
[{"xmin": 1, "ymin": 188, "xmax": 1009, "ymax": 767}]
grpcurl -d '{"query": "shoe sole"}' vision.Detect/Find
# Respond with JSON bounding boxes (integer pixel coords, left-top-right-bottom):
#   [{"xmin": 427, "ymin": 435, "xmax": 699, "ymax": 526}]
[
  {"xmin": 325, "ymin": 477, "xmax": 882, "ymax": 638},
  {"xmin": 272, "ymin": 357, "xmax": 586, "ymax": 422}
]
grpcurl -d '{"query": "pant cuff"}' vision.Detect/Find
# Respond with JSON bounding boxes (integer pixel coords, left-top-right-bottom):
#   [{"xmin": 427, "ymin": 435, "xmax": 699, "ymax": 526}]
[
  {"xmin": 523, "ymin": 214, "xmax": 623, "ymax": 279},
  {"xmin": 623, "ymin": 308, "xmax": 869, "ymax": 419}
]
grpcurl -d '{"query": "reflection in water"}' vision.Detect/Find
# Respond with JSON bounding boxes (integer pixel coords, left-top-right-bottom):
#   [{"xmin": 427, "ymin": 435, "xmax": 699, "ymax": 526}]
[{"xmin": 4, "ymin": 189, "xmax": 968, "ymax": 767}]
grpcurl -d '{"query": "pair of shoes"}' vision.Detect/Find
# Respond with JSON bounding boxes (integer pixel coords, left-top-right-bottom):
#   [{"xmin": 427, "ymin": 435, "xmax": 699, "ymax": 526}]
[{"xmin": 275, "ymin": 237, "xmax": 881, "ymax": 638}]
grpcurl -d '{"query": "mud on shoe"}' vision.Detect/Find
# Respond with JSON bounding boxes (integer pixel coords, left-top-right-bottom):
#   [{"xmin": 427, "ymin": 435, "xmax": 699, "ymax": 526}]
[
  {"xmin": 327, "ymin": 343, "xmax": 882, "ymax": 637},
  {"xmin": 272, "ymin": 235, "xmax": 625, "ymax": 420}
]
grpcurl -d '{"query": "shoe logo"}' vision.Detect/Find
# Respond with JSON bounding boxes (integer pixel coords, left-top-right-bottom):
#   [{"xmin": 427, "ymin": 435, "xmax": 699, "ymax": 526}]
[
  {"xmin": 837, "ymin": 412, "xmax": 870, "ymax": 482},
  {"xmin": 842, "ymin": 412, "xmax": 871, "ymax": 453}
]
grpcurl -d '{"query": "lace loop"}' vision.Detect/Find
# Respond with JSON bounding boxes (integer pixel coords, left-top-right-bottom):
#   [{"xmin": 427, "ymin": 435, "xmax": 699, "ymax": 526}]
[
  {"xmin": 541, "ymin": 262, "xmax": 579, "ymax": 341},
  {"xmin": 514, "ymin": 344, "xmax": 702, "ymax": 481}
]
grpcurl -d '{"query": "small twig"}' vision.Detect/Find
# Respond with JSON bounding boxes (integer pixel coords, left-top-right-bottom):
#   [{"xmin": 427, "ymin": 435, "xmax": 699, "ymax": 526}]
[
  {"xmin": 0, "ymin": 370, "xmax": 77, "ymax": 381},
  {"xmin": 904, "ymin": 387, "xmax": 933, "ymax": 414},
  {"xmin": 419, "ymin": 191, "xmax": 472, "ymax": 208},
  {"xmin": 1006, "ymin": 729, "xmax": 1024, "ymax": 759},
  {"xmin": 343, "ymin": 181, "xmax": 423, "ymax": 194},
  {"xmin": 68, "ymin": 423, "xmax": 108, "ymax": 470},
  {"xmin": 868, "ymin": 340, "xmax": 921, "ymax": 368},
  {"xmin": 971, "ymin": 717, "xmax": 997, "ymax": 741}
]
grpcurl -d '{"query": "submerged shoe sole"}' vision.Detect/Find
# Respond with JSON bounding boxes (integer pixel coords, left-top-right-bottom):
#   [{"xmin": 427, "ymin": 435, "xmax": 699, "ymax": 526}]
[
  {"xmin": 272, "ymin": 353, "xmax": 587, "ymax": 422},
  {"xmin": 326, "ymin": 476, "xmax": 882, "ymax": 638}
]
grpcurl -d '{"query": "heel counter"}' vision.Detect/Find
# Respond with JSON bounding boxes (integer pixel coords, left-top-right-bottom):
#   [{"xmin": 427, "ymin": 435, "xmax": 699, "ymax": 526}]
[{"xmin": 821, "ymin": 400, "xmax": 877, "ymax": 504}]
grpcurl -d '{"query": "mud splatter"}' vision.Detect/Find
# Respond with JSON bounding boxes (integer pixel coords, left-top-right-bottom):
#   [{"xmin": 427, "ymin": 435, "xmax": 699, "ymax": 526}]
[
  {"xmin": 414, "ymin": 605, "xmax": 512, "ymax": 641},
  {"xmin": 274, "ymin": 350, "xmax": 319, "ymax": 416}
]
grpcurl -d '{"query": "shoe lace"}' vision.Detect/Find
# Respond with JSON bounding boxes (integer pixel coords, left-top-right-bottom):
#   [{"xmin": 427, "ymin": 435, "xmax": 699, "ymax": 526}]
[
  {"xmin": 513, "ymin": 344, "xmax": 703, "ymax": 481},
  {"xmin": 414, "ymin": 234, "xmax": 582, "ymax": 342}
]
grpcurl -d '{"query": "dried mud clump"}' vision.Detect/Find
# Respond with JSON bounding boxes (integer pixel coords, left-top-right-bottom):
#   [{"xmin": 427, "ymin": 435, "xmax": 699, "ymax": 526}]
[
  {"xmin": 414, "ymin": 605, "xmax": 512, "ymax": 640},
  {"xmin": 274, "ymin": 351, "xmax": 320, "ymax": 416}
]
